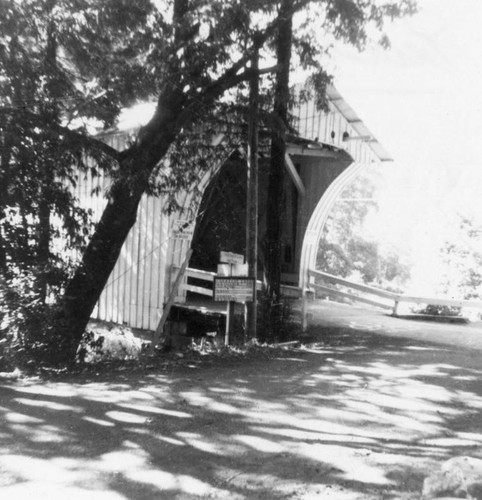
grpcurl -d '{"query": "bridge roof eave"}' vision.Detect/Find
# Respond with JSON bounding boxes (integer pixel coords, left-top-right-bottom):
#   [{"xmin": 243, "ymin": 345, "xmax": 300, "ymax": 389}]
[
  {"xmin": 286, "ymin": 142, "xmax": 353, "ymax": 164},
  {"xmin": 326, "ymin": 85, "xmax": 393, "ymax": 163}
]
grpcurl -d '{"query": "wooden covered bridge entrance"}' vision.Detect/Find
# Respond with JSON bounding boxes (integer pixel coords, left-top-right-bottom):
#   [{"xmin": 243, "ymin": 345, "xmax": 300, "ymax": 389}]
[{"xmin": 77, "ymin": 86, "xmax": 391, "ymax": 333}]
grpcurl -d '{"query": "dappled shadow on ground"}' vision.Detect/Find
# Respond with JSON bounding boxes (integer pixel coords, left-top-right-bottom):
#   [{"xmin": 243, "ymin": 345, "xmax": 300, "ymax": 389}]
[{"xmin": 2, "ymin": 328, "xmax": 482, "ymax": 499}]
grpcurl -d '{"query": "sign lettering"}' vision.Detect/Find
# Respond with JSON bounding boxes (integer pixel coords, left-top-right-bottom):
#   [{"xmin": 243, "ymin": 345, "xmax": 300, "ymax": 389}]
[{"xmin": 214, "ymin": 277, "xmax": 255, "ymax": 303}]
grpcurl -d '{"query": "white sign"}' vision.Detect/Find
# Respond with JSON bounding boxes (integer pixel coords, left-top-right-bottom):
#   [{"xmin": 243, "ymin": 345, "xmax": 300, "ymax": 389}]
[
  {"xmin": 172, "ymin": 220, "xmax": 194, "ymax": 240},
  {"xmin": 220, "ymin": 251, "xmax": 244, "ymax": 265},
  {"xmin": 217, "ymin": 263, "xmax": 249, "ymax": 277},
  {"xmin": 214, "ymin": 277, "xmax": 255, "ymax": 303}
]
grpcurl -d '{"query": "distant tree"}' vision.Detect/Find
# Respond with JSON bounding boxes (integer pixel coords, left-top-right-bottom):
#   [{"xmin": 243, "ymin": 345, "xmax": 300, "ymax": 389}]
[
  {"xmin": 438, "ymin": 216, "xmax": 482, "ymax": 300},
  {"xmin": 317, "ymin": 171, "xmax": 410, "ymax": 290}
]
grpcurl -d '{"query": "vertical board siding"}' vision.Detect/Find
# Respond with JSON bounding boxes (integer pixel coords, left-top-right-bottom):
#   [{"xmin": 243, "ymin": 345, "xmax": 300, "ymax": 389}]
[
  {"xmin": 73, "ymin": 131, "xmax": 170, "ymax": 331},
  {"xmin": 74, "ymin": 93, "xmax": 382, "ymax": 331},
  {"xmin": 294, "ymin": 99, "xmax": 379, "ymax": 165},
  {"xmin": 98, "ymin": 187, "xmax": 170, "ymax": 331}
]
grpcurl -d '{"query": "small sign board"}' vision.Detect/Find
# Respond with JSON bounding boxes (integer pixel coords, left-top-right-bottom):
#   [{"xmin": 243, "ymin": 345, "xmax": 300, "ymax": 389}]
[
  {"xmin": 219, "ymin": 251, "xmax": 244, "ymax": 265},
  {"xmin": 214, "ymin": 277, "xmax": 255, "ymax": 303},
  {"xmin": 217, "ymin": 263, "xmax": 249, "ymax": 277},
  {"xmin": 172, "ymin": 220, "xmax": 194, "ymax": 240}
]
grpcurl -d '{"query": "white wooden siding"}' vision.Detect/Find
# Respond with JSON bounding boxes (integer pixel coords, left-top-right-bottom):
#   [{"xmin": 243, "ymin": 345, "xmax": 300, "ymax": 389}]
[
  {"xmin": 75, "ymin": 91, "xmax": 385, "ymax": 331},
  {"xmin": 75, "ymin": 131, "xmax": 171, "ymax": 331}
]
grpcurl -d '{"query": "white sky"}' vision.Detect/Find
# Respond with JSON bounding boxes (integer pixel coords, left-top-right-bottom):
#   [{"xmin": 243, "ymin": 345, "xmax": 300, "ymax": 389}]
[
  {"xmin": 123, "ymin": 0, "xmax": 482, "ymax": 170},
  {"xmin": 117, "ymin": 1, "xmax": 481, "ymax": 293},
  {"xmin": 333, "ymin": 0, "xmax": 482, "ymax": 169},
  {"xmin": 329, "ymin": 0, "xmax": 482, "ymax": 293}
]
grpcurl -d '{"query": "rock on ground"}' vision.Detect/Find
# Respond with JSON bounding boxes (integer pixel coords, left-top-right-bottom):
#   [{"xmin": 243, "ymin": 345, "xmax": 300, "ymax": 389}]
[
  {"xmin": 423, "ymin": 457, "xmax": 482, "ymax": 499},
  {"xmin": 81, "ymin": 322, "xmax": 145, "ymax": 362}
]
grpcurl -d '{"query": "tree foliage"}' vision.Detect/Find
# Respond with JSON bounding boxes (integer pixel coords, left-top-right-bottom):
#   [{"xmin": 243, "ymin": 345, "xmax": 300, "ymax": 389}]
[
  {"xmin": 0, "ymin": 0, "xmax": 417, "ymax": 363},
  {"xmin": 438, "ymin": 215, "xmax": 482, "ymax": 300},
  {"xmin": 317, "ymin": 169, "xmax": 410, "ymax": 290},
  {"xmin": 0, "ymin": 0, "xmax": 121, "ymax": 357}
]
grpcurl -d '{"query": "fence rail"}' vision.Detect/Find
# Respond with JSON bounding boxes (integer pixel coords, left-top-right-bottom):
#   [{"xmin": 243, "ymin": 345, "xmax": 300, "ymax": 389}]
[
  {"xmin": 182, "ymin": 268, "xmax": 216, "ymax": 297},
  {"xmin": 169, "ymin": 266, "xmax": 482, "ymax": 333},
  {"xmin": 173, "ymin": 267, "xmax": 303, "ymax": 301},
  {"xmin": 311, "ymin": 282, "xmax": 394, "ymax": 311},
  {"xmin": 305, "ymin": 269, "xmax": 482, "ymax": 320}
]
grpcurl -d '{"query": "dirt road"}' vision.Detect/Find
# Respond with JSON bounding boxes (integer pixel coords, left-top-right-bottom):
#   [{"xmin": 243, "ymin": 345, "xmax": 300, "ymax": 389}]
[{"xmin": 2, "ymin": 302, "xmax": 482, "ymax": 499}]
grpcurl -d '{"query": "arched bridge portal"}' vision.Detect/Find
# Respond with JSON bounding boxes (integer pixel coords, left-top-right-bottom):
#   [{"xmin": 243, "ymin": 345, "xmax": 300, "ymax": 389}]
[
  {"xmin": 85, "ymin": 86, "xmax": 393, "ymax": 331},
  {"xmin": 188, "ymin": 140, "xmax": 354, "ymax": 288}
]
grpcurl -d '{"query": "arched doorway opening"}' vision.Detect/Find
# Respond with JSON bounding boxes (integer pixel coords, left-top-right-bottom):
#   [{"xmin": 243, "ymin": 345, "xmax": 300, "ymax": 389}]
[
  {"xmin": 189, "ymin": 140, "xmax": 354, "ymax": 285},
  {"xmin": 298, "ymin": 161, "xmax": 372, "ymax": 288}
]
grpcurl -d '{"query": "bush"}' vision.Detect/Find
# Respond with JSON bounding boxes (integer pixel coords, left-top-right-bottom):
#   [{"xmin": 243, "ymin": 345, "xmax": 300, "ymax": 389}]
[
  {"xmin": 0, "ymin": 270, "xmax": 68, "ymax": 368},
  {"xmin": 411, "ymin": 304, "xmax": 462, "ymax": 317}
]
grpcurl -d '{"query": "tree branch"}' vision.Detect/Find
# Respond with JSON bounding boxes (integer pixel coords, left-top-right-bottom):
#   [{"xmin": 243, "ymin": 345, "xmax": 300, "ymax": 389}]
[{"xmin": 0, "ymin": 107, "xmax": 120, "ymax": 161}]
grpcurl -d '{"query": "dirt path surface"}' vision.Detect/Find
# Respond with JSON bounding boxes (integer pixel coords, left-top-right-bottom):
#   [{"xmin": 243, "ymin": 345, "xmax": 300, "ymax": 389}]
[{"xmin": 2, "ymin": 301, "xmax": 482, "ymax": 499}]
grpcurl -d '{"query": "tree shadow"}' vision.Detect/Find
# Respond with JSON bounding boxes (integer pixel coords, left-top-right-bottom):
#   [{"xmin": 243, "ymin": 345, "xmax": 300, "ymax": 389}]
[{"xmin": 1, "ymin": 327, "xmax": 482, "ymax": 498}]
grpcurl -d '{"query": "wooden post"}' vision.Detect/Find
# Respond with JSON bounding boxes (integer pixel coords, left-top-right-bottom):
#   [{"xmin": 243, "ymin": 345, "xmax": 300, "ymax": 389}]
[
  {"xmin": 246, "ymin": 45, "xmax": 259, "ymax": 340},
  {"xmin": 302, "ymin": 289, "xmax": 308, "ymax": 332},
  {"xmin": 225, "ymin": 301, "xmax": 235, "ymax": 346},
  {"xmin": 392, "ymin": 298, "xmax": 400, "ymax": 317},
  {"xmin": 150, "ymin": 248, "xmax": 193, "ymax": 352},
  {"xmin": 225, "ymin": 262, "xmax": 233, "ymax": 346}
]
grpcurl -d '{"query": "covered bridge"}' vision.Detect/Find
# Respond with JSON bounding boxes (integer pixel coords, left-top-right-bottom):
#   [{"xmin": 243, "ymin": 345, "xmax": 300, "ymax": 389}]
[{"xmin": 76, "ymin": 86, "xmax": 391, "ymax": 331}]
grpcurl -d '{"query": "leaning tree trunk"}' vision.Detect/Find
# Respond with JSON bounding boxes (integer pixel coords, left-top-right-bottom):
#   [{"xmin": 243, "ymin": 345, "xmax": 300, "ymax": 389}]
[
  {"xmin": 54, "ymin": 85, "xmax": 187, "ymax": 362},
  {"xmin": 264, "ymin": 0, "xmax": 293, "ymax": 309},
  {"xmin": 50, "ymin": 0, "xmax": 282, "ymax": 363}
]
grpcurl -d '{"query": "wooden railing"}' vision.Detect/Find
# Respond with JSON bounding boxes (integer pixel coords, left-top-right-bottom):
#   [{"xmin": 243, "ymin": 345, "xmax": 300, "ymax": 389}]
[
  {"xmin": 306, "ymin": 269, "xmax": 482, "ymax": 318},
  {"xmin": 174, "ymin": 267, "xmax": 482, "ymax": 332},
  {"xmin": 308, "ymin": 269, "xmax": 397, "ymax": 311},
  {"xmin": 182, "ymin": 267, "xmax": 216, "ymax": 297},
  {"xmin": 174, "ymin": 267, "xmax": 303, "ymax": 300}
]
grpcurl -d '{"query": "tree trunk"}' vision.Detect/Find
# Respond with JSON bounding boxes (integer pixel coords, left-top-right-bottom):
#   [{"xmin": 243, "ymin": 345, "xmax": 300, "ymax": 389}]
[
  {"xmin": 37, "ymin": 183, "xmax": 51, "ymax": 303},
  {"xmin": 50, "ymin": 0, "xmax": 278, "ymax": 363},
  {"xmin": 264, "ymin": 0, "xmax": 293, "ymax": 306},
  {"xmin": 246, "ymin": 47, "xmax": 260, "ymax": 340},
  {"xmin": 0, "ymin": 130, "xmax": 11, "ymax": 274},
  {"xmin": 54, "ymin": 86, "xmax": 187, "ymax": 362}
]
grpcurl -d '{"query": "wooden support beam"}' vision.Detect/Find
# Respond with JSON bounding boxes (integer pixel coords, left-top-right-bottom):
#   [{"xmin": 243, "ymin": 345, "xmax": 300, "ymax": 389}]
[
  {"xmin": 150, "ymin": 248, "xmax": 193, "ymax": 352},
  {"xmin": 284, "ymin": 153, "xmax": 305, "ymax": 196},
  {"xmin": 286, "ymin": 144, "xmax": 338, "ymax": 158}
]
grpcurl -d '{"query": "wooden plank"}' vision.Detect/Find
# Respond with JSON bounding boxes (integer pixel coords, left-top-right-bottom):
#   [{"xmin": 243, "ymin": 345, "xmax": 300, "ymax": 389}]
[
  {"xmin": 184, "ymin": 284, "xmax": 214, "ymax": 297},
  {"xmin": 150, "ymin": 248, "xmax": 193, "ymax": 352},
  {"xmin": 225, "ymin": 301, "xmax": 235, "ymax": 346},
  {"xmin": 119, "ymin": 243, "xmax": 129, "ymax": 327},
  {"xmin": 136, "ymin": 200, "xmax": 147, "ymax": 329},
  {"xmin": 280, "ymin": 285, "xmax": 302, "ymax": 298},
  {"xmin": 286, "ymin": 144, "xmax": 338, "ymax": 159},
  {"xmin": 309, "ymin": 269, "xmax": 398, "ymax": 300},
  {"xmin": 312, "ymin": 283, "xmax": 394, "ymax": 310},
  {"xmin": 141, "ymin": 196, "xmax": 152, "ymax": 330},
  {"xmin": 284, "ymin": 153, "xmax": 305, "ymax": 196},
  {"xmin": 127, "ymin": 205, "xmax": 137, "ymax": 328},
  {"xmin": 281, "ymin": 272, "xmax": 298, "ymax": 285},
  {"xmin": 171, "ymin": 302, "xmax": 228, "ymax": 316},
  {"xmin": 156, "ymin": 210, "xmax": 169, "ymax": 326},
  {"xmin": 148, "ymin": 196, "xmax": 162, "ymax": 330},
  {"xmin": 185, "ymin": 268, "xmax": 216, "ymax": 281}
]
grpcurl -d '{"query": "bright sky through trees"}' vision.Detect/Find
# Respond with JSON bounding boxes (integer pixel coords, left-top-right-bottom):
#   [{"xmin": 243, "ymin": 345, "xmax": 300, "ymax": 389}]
[
  {"xmin": 331, "ymin": 0, "xmax": 482, "ymax": 295},
  {"xmin": 117, "ymin": 0, "xmax": 480, "ymax": 296}
]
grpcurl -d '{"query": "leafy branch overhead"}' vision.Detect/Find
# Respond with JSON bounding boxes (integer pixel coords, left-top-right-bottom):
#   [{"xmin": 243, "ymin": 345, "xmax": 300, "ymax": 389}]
[{"xmin": 0, "ymin": 0, "xmax": 417, "ymax": 363}]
